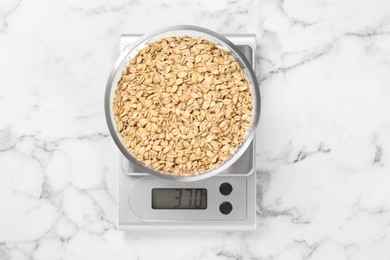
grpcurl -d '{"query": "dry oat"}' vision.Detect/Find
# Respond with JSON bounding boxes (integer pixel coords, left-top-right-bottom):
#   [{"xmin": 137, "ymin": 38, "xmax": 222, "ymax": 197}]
[{"xmin": 113, "ymin": 36, "xmax": 253, "ymax": 176}]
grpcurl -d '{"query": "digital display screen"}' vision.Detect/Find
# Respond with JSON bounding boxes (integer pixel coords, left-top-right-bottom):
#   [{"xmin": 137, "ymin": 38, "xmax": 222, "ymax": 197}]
[{"xmin": 152, "ymin": 189, "xmax": 207, "ymax": 209}]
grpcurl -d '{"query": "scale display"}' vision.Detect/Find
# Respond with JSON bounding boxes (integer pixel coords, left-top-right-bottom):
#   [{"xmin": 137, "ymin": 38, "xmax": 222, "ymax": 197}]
[{"xmin": 152, "ymin": 188, "xmax": 207, "ymax": 209}]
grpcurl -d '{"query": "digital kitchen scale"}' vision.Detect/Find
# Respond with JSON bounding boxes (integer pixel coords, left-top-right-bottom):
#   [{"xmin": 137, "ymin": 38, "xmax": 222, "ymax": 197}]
[{"xmin": 118, "ymin": 34, "xmax": 257, "ymax": 231}]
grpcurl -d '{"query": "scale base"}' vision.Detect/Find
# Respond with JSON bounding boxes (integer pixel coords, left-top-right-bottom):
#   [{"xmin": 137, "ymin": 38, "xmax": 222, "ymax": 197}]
[{"xmin": 118, "ymin": 34, "xmax": 257, "ymax": 231}]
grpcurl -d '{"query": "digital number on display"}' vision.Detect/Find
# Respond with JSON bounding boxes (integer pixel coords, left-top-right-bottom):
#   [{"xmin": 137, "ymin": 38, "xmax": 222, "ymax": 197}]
[{"xmin": 152, "ymin": 188, "xmax": 207, "ymax": 209}]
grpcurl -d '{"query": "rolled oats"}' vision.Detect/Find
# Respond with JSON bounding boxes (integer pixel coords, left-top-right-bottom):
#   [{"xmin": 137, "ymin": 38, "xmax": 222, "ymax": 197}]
[{"xmin": 114, "ymin": 36, "xmax": 253, "ymax": 176}]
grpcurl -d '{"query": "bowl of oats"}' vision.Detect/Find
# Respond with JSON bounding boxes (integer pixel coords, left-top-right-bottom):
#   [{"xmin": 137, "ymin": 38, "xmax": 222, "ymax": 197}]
[{"xmin": 105, "ymin": 25, "xmax": 260, "ymax": 181}]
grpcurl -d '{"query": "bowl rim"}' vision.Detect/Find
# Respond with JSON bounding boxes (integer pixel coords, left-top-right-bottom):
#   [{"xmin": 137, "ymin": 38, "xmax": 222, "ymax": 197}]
[{"xmin": 105, "ymin": 25, "xmax": 261, "ymax": 182}]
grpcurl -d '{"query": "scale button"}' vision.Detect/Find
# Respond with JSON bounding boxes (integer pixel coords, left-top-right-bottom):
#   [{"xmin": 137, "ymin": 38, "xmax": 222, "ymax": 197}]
[
  {"xmin": 219, "ymin": 182, "xmax": 233, "ymax": 195},
  {"xmin": 219, "ymin": 202, "xmax": 233, "ymax": 215}
]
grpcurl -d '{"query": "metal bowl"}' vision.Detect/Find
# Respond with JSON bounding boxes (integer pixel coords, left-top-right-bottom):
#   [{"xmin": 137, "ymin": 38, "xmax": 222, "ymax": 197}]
[{"xmin": 105, "ymin": 25, "xmax": 260, "ymax": 181}]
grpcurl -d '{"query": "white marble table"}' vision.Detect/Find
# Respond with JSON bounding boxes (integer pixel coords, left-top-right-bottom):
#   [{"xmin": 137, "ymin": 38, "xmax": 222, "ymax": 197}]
[{"xmin": 1, "ymin": 0, "xmax": 390, "ymax": 259}]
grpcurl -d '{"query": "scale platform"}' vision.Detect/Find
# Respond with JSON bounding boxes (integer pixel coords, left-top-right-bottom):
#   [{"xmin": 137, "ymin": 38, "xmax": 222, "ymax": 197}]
[{"xmin": 119, "ymin": 34, "xmax": 257, "ymax": 231}]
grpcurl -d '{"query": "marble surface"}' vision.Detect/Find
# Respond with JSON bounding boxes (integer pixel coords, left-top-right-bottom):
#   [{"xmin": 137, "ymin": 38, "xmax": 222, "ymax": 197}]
[{"xmin": 1, "ymin": 0, "xmax": 390, "ymax": 259}]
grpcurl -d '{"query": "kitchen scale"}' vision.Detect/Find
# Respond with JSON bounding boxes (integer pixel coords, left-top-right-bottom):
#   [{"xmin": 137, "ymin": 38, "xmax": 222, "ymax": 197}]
[{"xmin": 118, "ymin": 34, "xmax": 257, "ymax": 231}]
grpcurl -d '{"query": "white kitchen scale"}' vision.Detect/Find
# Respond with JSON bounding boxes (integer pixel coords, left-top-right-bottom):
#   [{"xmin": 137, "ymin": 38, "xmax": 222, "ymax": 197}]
[{"xmin": 119, "ymin": 34, "xmax": 257, "ymax": 231}]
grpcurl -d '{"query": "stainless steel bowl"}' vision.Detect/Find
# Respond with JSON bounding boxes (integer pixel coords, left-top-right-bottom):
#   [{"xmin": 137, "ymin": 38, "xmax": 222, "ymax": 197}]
[{"xmin": 105, "ymin": 25, "xmax": 260, "ymax": 181}]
